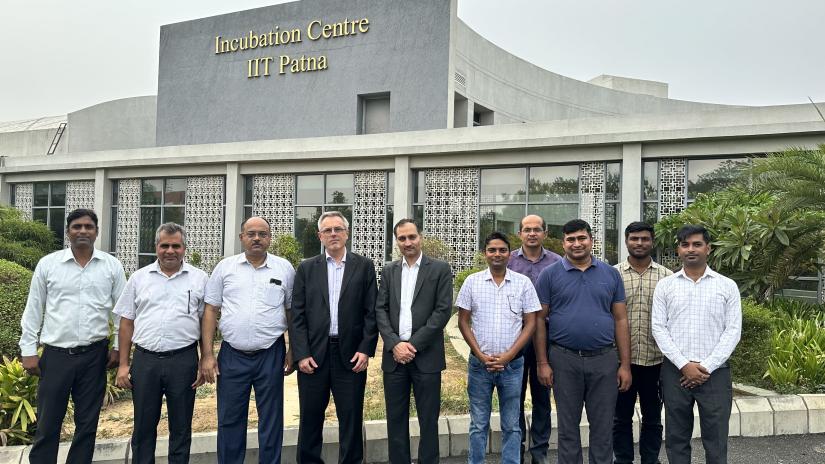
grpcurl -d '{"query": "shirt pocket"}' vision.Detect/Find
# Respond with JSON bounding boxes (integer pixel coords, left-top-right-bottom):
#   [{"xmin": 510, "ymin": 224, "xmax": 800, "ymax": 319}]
[
  {"xmin": 188, "ymin": 289, "xmax": 204, "ymax": 315},
  {"xmin": 262, "ymin": 283, "xmax": 285, "ymax": 308}
]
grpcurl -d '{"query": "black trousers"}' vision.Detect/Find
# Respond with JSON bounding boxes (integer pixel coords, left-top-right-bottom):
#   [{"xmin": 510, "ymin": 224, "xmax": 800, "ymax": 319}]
[
  {"xmin": 613, "ymin": 363, "xmax": 663, "ymax": 464},
  {"xmin": 383, "ymin": 362, "xmax": 441, "ymax": 464},
  {"xmin": 519, "ymin": 338, "xmax": 551, "ymax": 464},
  {"xmin": 660, "ymin": 360, "xmax": 732, "ymax": 464},
  {"xmin": 297, "ymin": 341, "xmax": 367, "ymax": 464},
  {"xmin": 130, "ymin": 345, "xmax": 198, "ymax": 464},
  {"xmin": 29, "ymin": 341, "xmax": 108, "ymax": 464}
]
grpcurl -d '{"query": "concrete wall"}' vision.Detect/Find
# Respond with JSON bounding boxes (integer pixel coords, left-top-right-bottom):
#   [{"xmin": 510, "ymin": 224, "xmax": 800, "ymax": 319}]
[
  {"xmin": 67, "ymin": 96, "xmax": 157, "ymax": 153},
  {"xmin": 588, "ymin": 74, "xmax": 669, "ymax": 98},
  {"xmin": 156, "ymin": 0, "xmax": 452, "ymax": 146},
  {"xmin": 0, "ymin": 127, "xmax": 66, "ymax": 157},
  {"xmin": 453, "ymin": 20, "xmax": 741, "ymax": 124}
]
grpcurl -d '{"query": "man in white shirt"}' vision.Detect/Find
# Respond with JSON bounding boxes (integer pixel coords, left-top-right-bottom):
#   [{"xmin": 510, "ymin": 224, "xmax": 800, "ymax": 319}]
[
  {"xmin": 457, "ymin": 231, "xmax": 540, "ymax": 464},
  {"xmin": 198, "ymin": 216, "xmax": 296, "ymax": 464},
  {"xmin": 652, "ymin": 224, "xmax": 742, "ymax": 464},
  {"xmin": 19, "ymin": 208, "xmax": 126, "ymax": 464},
  {"xmin": 114, "ymin": 223, "xmax": 208, "ymax": 464}
]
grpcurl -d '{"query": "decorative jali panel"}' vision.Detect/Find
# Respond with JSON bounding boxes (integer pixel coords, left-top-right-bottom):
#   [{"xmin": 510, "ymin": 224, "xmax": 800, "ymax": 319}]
[
  {"xmin": 13, "ymin": 184, "xmax": 33, "ymax": 220},
  {"xmin": 424, "ymin": 168, "xmax": 479, "ymax": 274},
  {"xmin": 185, "ymin": 176, "xmax": 225, "ymax": 272},
  {"xmin": 579, "ymin": 162, "xmax": 605, "ymax": 260},
  {"xmin": 64, "ymin": 181, "xmax": 96, "ymax": 247},
  {"xmin": 658, "ymin": 159, "xmax": 687, "ymax": 269},
  {"xmin": 352, "ymin": 171, "xmax": 387, "ymax": 277},
  {"xmin": 115, "ymin": 179, "xmax": 141, "ymax": 275},
  {"xmin": 252, "ymin": 175, "xmax": 294, "ymax": 236}
]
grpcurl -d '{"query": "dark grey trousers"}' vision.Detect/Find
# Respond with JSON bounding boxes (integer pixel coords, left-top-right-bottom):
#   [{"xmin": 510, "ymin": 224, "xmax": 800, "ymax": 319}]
[
  {"xmin": 660, "ymin": 360, "xmax": 732, "ymax": 464},
  {"xmin": 548, "ymin": 345, "xmax": 618, "ymax": 464}
]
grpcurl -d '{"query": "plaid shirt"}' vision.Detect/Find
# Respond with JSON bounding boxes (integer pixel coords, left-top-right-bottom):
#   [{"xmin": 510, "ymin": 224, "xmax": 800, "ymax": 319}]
[{"xmin": 614, "ymin": 259, "xmax": 672, "ymax": 366}]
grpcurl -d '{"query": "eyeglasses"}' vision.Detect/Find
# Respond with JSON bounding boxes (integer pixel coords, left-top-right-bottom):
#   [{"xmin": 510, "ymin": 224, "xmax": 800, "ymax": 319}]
[
  {"xmin": 521, "ymin": 227, "xmax": 545, "ymax": 234},
  {"xmin": 320, "ymin": 227, "xmax": 347, "ymax": 235},
  {"xmin": 243, "ymin": 231, "xmax": 270, "ymax": 239}
]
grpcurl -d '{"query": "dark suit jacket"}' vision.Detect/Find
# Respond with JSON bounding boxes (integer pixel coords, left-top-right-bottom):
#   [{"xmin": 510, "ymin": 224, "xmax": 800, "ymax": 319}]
[
  {"xmin": 289, "ymin": 251, "xmax": 378, "ymax": 368},
  {"xmin": 375, "ymin": 255, "xmax": 453, "ymax": 373}
]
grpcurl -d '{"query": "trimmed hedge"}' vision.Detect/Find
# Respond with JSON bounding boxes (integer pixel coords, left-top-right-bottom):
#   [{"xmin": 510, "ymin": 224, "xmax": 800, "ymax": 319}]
[
  {"xmin": 729, "ymin": 298, "xmax": 774, "ymax": 388},
  {"xmin": 0, "ymin": 259, "xmax": 33, "ymax": 359}
]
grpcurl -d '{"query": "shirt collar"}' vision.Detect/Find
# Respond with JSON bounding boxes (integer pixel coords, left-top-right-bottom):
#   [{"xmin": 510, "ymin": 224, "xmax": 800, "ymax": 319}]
[
  {"xmin": 401, "ymin": 253, "xmax": 423, "ymax": 269},
  {"xmin": 148, "ymin": 260, "xmax": 190, "ymax": 278},
  {"xmin": 514, "ymin": 247, "xmax": 551, "ymax": 263},
  {"xmin": 238, "ymin": 252, "xmax": 272, "ymax": 268},
  {"xmin": 619, "ymin": 258, "xmax": 660, "ymax": 272},
  {"xmin": 325, "ymin": 251, "xmax": 347, "ymax": 264},
  {"xmin": 61, "ymin": 247, "xmax": 104, "ymax": 263},
  {"xmin": 561, "ymin": 255, "xmax": 598, "ymax": 271},
  {"xmin": 675, "ymin": 265, "xmax": 717, "ymax": 281},
  {"xmin": 483, "ymin": 267, "xmax": 512, "ymax": 282}
]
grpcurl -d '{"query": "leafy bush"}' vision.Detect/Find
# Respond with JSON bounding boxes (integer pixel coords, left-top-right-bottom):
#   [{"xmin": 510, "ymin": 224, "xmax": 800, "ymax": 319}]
[
  {"xmin": 0, "ymin": 260, "xmax": 33, "ymax": 359},
  {"xmin": 268, "ymin": 234, "xmax": 303, "ymax": 269},
  {"xmin": 0, "ymin": 356, "xmax": 38, "ymax": 445},
  {"xmin": 0, "ymin": 206, "xmax": 58, "ymax": 270},
  {"xmin": 421, "ymin": 237, "xmax": 452, "ymax": 262},
  {"xmin": 729, "ymin": 299, "xmax": 774, "ymax": 388},
  {"xmin": 765, "ymin": 304, "xmax": 825, "ymax": 393},
  {"xmin": 453, "ymin": 252, "xmax": 486, "ymax": 294}
]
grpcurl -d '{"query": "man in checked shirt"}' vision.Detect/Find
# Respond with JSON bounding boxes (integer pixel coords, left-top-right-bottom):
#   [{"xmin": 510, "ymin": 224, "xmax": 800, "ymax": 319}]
[
  {"xmin": 652, "ymin": 224, "xmax": 741, "ymax": 464},
  {"xmin": 612, "ymin": 222, "xmax": 672, "ymax": 464}
]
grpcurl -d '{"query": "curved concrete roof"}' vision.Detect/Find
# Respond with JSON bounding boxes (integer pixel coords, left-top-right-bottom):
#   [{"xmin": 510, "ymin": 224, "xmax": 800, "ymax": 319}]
[{"xmin": 0, "ymin": 115, "xmax": 66, "ymax": 133}]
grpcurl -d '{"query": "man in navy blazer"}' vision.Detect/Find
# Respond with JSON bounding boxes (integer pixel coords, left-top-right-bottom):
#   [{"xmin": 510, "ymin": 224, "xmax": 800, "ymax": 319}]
[
  {"xmin": 375, "ymin": 219, "xmax": 453, "ymax": 464},
  {"xmin": 290, "ymin": 210, "xmax": 378, "ymax": 464}
]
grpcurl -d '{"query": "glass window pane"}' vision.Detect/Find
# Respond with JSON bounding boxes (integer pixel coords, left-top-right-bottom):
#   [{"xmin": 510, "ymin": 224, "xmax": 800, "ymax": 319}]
[
  {"xmin": 244, "ymin": 176, "xmax": 254, "ymax": 205},
  {"xmin": 529, "ymin": 165, "xmax": 578, "ymax": 203},
  {"xmin": 164, "ymin": 178, "xmax": 187, "ymax": 205},
  {"xmin": 295, "ymin": 206, "xmax": 322, "ymax": 257},
  {"xmin": 528, "ymin": 203, "xmax": 579, "ymax": 240},
  {"xmin": 687, "ymin": 158, "xmax": 749, "ymax": 200},
  {"xmin": 49, "ymin": 208, "xmax": 65, "ymax": 243},
  {"xmin": 296, "ymin": 175, "xmax": 324, "ymax": 205},
  {"xmin": 413, "ymin": 171, "xmax": 425, "ymax": 204},
  {"xmin": 244, "ymin": 206, "xmax": 253, "ymax": 221},
  {"xmin": 33, "ymin": 208, "xmax": 48, "ymax": 224},
  {"xmin": 385, "ymin": 205, "xmax": 394, "ymax": 262},
  {"xmin": 138, "ymin": 255, "xmax": 156, "ymax": 269},
  {"xmin": 112, "ymin": 180, "xmax": 119, "ymax": 205},
  {"xmin": 481, "ymin": 168, "xmax": 526, "ymax": 203},
  {"xmin": 141, "ymin": 179, "xmax": 163, "ymax": 205},
  {"xmin": 643, "ymin": 202, "xmax": 658, "ymax": 225},
  {"xmin": 326, "ymin": 174, "xmax": 354, "ymax": 204},
  {"xmin": 50, "ymin": 182, "xmax": 66, "ymax": 207},
  {"xmin": 163, "ymin": 206, "xmax": 185, "ymax": 226},
  {"xmin": 478, "ymin": 204, "xmax": 523, "ymax": 250},
  {"xmin": 412, "ymin": 205, "xmax": 424, "ymax": 232},
  {"xmin": 643, "ymin": 161, "xmax": 658, "ymax": 201},
  {"xmin": 605, "ymin": 163, "xmax": 621, "ymax": 201},
  {"xmin": 111, "ymin": 207, "xmax": 118, "ymax": 251},
  {"xmin": 34, "ymin": 184, "xmax": 50, "ymax": 207},
  {"xmin": 605, "ymin": 203, "xmax": 620, "ymax": 265},
  {"xmin": 387, "ymin": 172, "xmax": 394, "ymax": 204},
  {"xmin": 140, "ymin": 207, "xmax": 161, "ymax": 253}
]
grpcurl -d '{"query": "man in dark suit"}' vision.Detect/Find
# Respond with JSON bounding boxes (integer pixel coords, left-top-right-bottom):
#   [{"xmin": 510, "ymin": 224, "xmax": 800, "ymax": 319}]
[
  {"xmin": 375, "ymin": 219, "xmax": 453, "ymax": 464},
  {"xmin": 290, "ymin": 210, "xmax": 378, "ymax": 464}
]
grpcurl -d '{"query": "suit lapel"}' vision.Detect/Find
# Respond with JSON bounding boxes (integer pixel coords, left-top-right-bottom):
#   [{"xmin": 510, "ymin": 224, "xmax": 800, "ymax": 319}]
[
  {"xmin": 317, "ymin": 254, "xmax": 329, "ymax": 309},
  {"xmin": 339, "ymin": 251, "xmax": 355, "ymax": 299},
  {"xmin": 411, "ymin": 255, "xmax": 430, "ymax": 303},
  {"xmin": 392, "ymin": 260, "xmax": 402, "ymax": 308}
]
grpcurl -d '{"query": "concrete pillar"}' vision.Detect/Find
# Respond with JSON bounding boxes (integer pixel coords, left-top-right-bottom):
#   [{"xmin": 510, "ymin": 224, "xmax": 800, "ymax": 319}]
[
  {"xmin": 224, "ymin": 162, "xmax": 243, "ymax": 256},
  {"xmin": 393, "ymin": 156, "xmax": 411, "ymax": 221},
  {"xmin": 94, "ymin": 168, "xmax": 113, "ymax": 251},
  {"xmin": 619, "ymin": 143, "xmax": 643, "ymax": 262},
  {"xmin": 0, "ymin": 173, "xmax": 10, "ymax": 206}
]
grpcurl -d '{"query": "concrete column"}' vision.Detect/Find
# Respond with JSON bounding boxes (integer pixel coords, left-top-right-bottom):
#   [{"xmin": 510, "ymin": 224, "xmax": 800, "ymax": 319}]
[
  {"xmin": 94, "ymin": 168, "xmax": 113, "ymax": 251},
  {"xmin": 393, "ymin": 156, "xmax": 411, "ymax": 221},
  {"xmin": 0, "ymin": 173, "xmax": 10, "ymax": 206},
  {"xmin": 224, "ymin": 162, "xmax": 243, "ymax": 256},
  {"xmin": 619, "ymin": 143, "xmax": 643, "ymax": 262}
]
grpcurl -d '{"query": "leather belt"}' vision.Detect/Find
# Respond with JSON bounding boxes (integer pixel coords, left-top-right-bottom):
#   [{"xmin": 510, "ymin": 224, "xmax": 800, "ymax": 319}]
[
  {"xmin": 136, "ymin": 342, "xmax": 197, "ymax": 359},
  {"xmin": 226, "ymin": 342, "xmax": 267, "ymax": 356},
  {"xmin": 551, "ymin": 343, "xmax": 615, "ymax": 357},
  {"xmin": 44, "ymin": 338, "xmax": 108, "ymax": 355}
]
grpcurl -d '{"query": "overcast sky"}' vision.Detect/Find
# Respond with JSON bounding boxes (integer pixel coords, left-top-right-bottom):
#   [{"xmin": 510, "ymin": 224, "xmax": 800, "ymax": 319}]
[{"xmin": 2, "ymin": 0, "xmax": 824, "ymax": 122}]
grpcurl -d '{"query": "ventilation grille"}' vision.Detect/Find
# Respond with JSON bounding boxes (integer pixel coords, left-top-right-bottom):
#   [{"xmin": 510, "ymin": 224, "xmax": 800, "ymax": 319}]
[{"xmin": 454, "ymin": 72, "xmax": 466, "ymax": 87}]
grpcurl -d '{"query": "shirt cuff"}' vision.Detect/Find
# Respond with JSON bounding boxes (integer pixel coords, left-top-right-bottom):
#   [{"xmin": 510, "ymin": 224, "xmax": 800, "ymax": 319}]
[
  {"xmin": 671, "ymin": 354, "xmax": 690, "ymax": 371},
  {"xmin": 699, "ymin": 360, "xmax": 717, "ymax": 374},
  {"xmin": 20, "ymin": 344, "xmax": 38, "ymax": 357}
]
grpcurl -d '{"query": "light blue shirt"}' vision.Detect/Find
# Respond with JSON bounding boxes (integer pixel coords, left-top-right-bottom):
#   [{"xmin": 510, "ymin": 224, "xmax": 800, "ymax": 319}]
[{"xmin": 326, "ymin": 251, "xmax": 346, "ymax": 336}]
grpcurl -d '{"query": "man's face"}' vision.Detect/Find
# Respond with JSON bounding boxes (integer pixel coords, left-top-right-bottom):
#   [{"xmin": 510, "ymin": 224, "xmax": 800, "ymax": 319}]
[
  {"xmin": 626, "ymin": 231, "xmax": 654, "ymax": 260},
  {"xmin": 484, "ymin": 238, "xmax": 511, "ymax": 269},
  {"xmin": 562, "ymin": 229, "xmax": 592, "ymax": 260},
  {"xmin": 395, "ymin": 222, "xmax": 422, "ymax": 260},
  {"xmin": 518, "ymin": 215, "xmax": 546, "ymax": 249},
  {"xmin": 67, "ymin": 215, "xmax": 98, "ymax": 248},
  {"xmin": 677, "ymin": 233, "xmax": 711, "ymax": 267},
  {"xmin": 239, "ymin": 218, "xmax": 272, "ymax": 256},
  {"xmin": 318, "ymin": 215, "xmax": 349, "ymax": 255},
  {"xmin": 155, "ymin": 230, "xmax": 185, "ymax": 272}
]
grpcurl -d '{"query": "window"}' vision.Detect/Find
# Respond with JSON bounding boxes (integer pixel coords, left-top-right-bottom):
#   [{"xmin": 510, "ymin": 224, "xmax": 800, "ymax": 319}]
[
  {"xmin": 385, "ymin": 172, "xmax": 395, "ymax": 262},
  {"xmin": 454, "ymin": 93, "xmax": 468, "ymax": 128},
  {"xmin": 604, "ymin": 163, "xmax": 621, "ymax": 265},
  {"xmin": 411, "ymin": 171, "xmax": 425, "ymax": 230},
  {"xmin": 473, "ymin": 103, "xmax": 494, "ymax": 127},
  {"xmin": 358, "ymin": 93, "xmax": 390, "ymax": 135},
  {"xmin": 32, "ymin": 181, "xmax": 66, "ymax": 246},
  {"xmin": 243, "ymin": 176, "xmax": 253, "ymax": 220},
  {"xmin": 687, "ymin": 158, "xmax": 750, "ymax": 202},
  {"xmin": 641, "ymin": 161, "xmax": 659, "ymax": 225},
  {"xmin": 138, "ymin": 178, "xmax": 186, "ymax": 268},
  {"xmin": 295, "ymin": 173, "xmax": 354, "ymax": 257},
  {"xmin": 111, "ymin": 181, "xmax": 119, "ymax": 254}
]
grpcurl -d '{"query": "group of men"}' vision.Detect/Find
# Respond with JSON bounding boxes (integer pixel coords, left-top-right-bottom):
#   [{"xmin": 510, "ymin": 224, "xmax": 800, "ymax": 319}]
[{"xmin": 19, "ymin": 207, "xmax": 740, "ymax": 464}]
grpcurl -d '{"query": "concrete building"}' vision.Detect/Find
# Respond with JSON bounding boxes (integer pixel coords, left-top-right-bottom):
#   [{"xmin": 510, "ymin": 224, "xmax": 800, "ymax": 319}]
[{"xmin": 1, "ymin": 0, "xmax": 824, "ymax": 300}]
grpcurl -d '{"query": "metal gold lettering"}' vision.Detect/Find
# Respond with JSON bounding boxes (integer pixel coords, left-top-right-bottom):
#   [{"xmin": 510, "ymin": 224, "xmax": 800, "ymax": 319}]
[{"xmin": 307, "ymin": 20, "xmax": 321, "ymax": 40}]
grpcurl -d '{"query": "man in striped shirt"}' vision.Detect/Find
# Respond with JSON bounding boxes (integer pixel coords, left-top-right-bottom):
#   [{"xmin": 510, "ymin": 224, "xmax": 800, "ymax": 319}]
[
  {"xmin": 652, "ymin": 224, "xmax": 742, "ymax": 464},
  {"xmin": 613, "ymin": 222, "xmax": 672, "ymax": 464}
]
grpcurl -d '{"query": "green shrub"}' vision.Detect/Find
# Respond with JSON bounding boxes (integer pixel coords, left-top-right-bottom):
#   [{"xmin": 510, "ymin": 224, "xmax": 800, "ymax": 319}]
[
  {"xmin": 421, "ymin": 237, "xmax": 452, "ymax": 262},
  {"xmin": 268, "ymin": 234, "xmax": 303, "ymax": 269},
  {"xmin": 453, "ymin": 252, "xmax": 486, "ymax": 292},
  {"xmin": 729, "ymin": 299, "xmax": 774, "ymax": 388},
  {"xmin": 766, "ymin": 309, "xmax": 825, "ymax": 393},
  {"xmin": 0, "ymin": 356, "xmax": 38, "ymax": 445},
  {"xmin": 0, "ymin": 206, "xmax": 58, "ymax": 270},
  {"xmin": 0, "ymin": 260, "xmax": 33, "ymax": 359}
]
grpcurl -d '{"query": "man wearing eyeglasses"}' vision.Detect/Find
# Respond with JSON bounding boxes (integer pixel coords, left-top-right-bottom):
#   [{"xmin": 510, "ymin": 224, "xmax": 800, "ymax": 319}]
[
  {"xmin": 507, "ymin": 214, "xmax": 561, "ymax": 464},
  {"xmin": 199, "ymin": 216, "xmax": 296, "ymax": 464},
  {"xmin": 290, "ymin": 210, "xmax": 378, "ymax": 464}
]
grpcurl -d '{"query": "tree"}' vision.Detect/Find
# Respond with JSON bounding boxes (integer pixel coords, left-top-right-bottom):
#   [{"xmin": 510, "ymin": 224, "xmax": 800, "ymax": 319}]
[{"xmin": 0, "ymin": 206, "xmax": 58, "ymax": 270}]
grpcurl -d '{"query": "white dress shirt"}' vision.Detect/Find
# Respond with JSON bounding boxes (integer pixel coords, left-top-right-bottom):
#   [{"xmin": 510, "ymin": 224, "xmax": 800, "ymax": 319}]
[
  {"xmin": 205, "ymin": 253, "xmax": 295, "ymax": 351},
  {"xmin": 651, "ymin": 266, "xmax": 742, "ymax": 373},
  {"xmin": 114, "ymin": 261, "xmax": 208, "ymax": 352},
  {"xmin": 326, "ymin": 252, "xmax": 346, "ymax": 336},
  {"xmin": 399, "ymin": 253, "xmax": 423, "ymax": 341},
  {"xmin": 455, "ymin": 268, "xmax": 541, "ymax": 355},
  {"xmin": 19, "ymin": 248, "xmax": 126, "ymax": 357}
]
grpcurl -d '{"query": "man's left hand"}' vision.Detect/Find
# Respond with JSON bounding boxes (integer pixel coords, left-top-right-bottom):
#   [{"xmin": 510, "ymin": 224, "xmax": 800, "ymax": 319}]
[
  {"xmin": 617, "ymin": 365, "xmax": 632, "ymax": 392},
  {"xmin": 106, "ymin": 350, "xmax": 120, "ymax": 369},
  {"xmin": 351, "ymin": 352, "xmax": 369, "ymax": 373}
]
